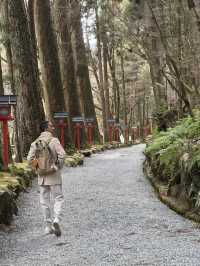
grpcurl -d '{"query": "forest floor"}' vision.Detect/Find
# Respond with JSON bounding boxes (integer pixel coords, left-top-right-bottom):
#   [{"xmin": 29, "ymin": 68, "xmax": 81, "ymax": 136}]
[{"xmin": 0, "ymin": 144, "xmax": 200, "ymax": 266}]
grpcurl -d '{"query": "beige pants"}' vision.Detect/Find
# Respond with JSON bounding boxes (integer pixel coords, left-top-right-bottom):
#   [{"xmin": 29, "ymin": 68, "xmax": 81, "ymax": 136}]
[{"xmin": 40, "ymin": 185, "xmax": 64, "ymax": 225}]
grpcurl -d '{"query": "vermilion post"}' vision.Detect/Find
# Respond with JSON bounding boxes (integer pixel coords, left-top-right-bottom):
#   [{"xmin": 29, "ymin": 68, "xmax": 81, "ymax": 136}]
[
  {"xmin": 125, "ymin": 127, "xmax": 129, "ymax": 144},
  {"xmin": 60, "ymin": 126, "xmax": 65, "ymax": 147},
  {"xmin": 90, "ymin": 124, "xmax": 94, "ymax": 145},
  {"xmin": 89, "ymin": 127, "xmax": 91, "ymax": 145},
  {"xmin": 74, "ymin": 123, "xmax": 81, "ymax": 150},
  {"xmin": 87, "ymin": 125, "xmax": 92, "ymax": 145},
  {"xmin": 58, "ymin": 120, "xmax": 66, "ymax": 147},
  {"xmin": 86, "ymin": 125, "xmax": 89, "ymax": 145},
  {"xmin": 117, "ymin": 128, "xmax": 120, "ymax": 142},
  {"xmin": 0, "ymin": 96, "xmax": 17, "ymax": 170},
  {"xmin": 2, "ymin": 120, "xmax": 9, "ymax": 170},
  {"xmin": 115, "ymin": 127, "xmax": 119, "ymax": 142},
  {"xmin": 73, "ymin": 127, "xmax": 76, "ymax": 148},
  {"xmin": 76, "ymin": 124, "xmax": 81, "ymax": 150},
  {"xmin": 90, "ymin": 127, "xmax": 93, "ymax": 145},
  {"xmin": 109, "ymin": 126, "xmax": 113, "ymax": 144}
]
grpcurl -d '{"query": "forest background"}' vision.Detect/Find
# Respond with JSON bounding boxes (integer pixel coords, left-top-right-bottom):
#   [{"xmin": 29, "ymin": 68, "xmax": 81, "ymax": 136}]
[{"xmin": 0, "ymin": 0, "xmax": 200, "ymax": 164}]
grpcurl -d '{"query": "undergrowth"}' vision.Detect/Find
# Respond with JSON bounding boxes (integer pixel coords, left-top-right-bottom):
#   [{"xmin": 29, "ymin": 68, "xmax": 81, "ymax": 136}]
[{"xmin": 145, "ymin": 111, "xmax": 200, "ymax": 209}]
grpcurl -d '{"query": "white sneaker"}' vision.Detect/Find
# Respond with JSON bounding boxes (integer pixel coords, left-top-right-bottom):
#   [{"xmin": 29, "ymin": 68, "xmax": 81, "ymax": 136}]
[{"xmin": 44, "ymin": 225, "xmax": 54, "ymax": 235}]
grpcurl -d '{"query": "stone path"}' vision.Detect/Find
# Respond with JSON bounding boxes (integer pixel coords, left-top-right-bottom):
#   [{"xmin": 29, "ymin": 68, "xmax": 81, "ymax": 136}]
[{"xmin": 0, "ymin": 144, "xmax": 200, "ymax": 266}]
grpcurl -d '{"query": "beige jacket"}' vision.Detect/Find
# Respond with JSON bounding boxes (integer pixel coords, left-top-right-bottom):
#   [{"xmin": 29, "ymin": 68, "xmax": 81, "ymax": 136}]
[{"xmin": 27, "ymin": 132, "xmax": 66, "ymax": 186}]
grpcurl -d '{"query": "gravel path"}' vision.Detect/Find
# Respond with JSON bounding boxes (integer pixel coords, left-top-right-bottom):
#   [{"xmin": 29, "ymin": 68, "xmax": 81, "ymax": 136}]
[{"xmin": 0, "ymin": 144, "xmax": 200, "ymax": 266}]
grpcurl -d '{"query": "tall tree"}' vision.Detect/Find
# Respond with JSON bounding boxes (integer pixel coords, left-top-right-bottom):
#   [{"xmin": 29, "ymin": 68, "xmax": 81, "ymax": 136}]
[
  {"xmin": 1, "ymin": 0, "xmax": 22, "ymax": 161},
  {"xmin": 102, "ymin": 22, "xmax": 111, "ymax": 124},
  {"xmin": 34, "ymin": 0, "xmax": 66, "ymax": 121},
  {"xmin": 7, "ymin": 0, "xmax": 45, "ymax": 156},
  {"xmin": 119, "ymin": 45, "xmax": 128, "ymax": 125},
  {"xmin": 54, "ymin": 0, "xmax": 82, "ymax": 143},
  {"xmin": 146, "ymin": 2, "xmax": 167, "ymax": 113},
  {"xmin": 27, "ymin": 0, "xmax": 43, "ymax": 99},
  {"xmin": 69, "ymin": 0, "xmax": 100, "ymax": 142},
  {"xmin": 95, "ymin": 2, "xmax": 108, "ymax": 141},
  {"xmin": 0, "ymin": 56, "xmax": 3, "ymax": 94},
  {"xmin": 0, "ymin": 56, "xmax": 3, "ymax": 166}
]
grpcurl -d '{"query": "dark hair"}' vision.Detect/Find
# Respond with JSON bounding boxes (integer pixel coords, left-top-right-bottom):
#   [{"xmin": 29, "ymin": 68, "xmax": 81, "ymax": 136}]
[{"xmin": 40, "ymin": 121, "xmax": 49, "ymax": 132}]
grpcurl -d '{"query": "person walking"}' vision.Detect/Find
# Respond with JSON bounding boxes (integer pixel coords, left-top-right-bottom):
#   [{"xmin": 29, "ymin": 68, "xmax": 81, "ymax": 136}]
[{"xmin": 27, "ymin": 121, "xmax": 66, "ymax": 237}]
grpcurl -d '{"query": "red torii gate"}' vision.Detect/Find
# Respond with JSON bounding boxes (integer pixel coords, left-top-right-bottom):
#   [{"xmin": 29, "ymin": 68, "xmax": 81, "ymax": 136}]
[
  {"xmin": 72, "ymin": 116, "xmax": 84, "ymax": 150},
  {"xmin": 54, "ymin": 112, "xmax": 69, "ymax": 147},
  {"xmin": 114, "ymin": 123, "xmax": 120, "ymax": 142},
  {"xmin": 85, "ymin": 118, "xmax": 95, "ymax": 146},
  {"xmin": 0, "ymin": 95, "xmax": 17, "ymax": 170},
  {"xmin": 107, "ymin": 119, "xmax": 115, "ymax": 144}
]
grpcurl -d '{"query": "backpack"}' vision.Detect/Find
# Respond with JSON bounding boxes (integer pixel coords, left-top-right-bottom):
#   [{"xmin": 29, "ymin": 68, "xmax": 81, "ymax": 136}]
[{"xmin": 35, "ymin": 137, "xmax": 55, "ymax": 175}]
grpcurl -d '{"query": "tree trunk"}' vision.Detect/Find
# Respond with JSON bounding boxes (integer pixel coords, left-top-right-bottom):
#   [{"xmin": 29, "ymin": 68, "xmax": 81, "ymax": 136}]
[
  {"xmin": 8, "ymin": 0, "xmax": 45, "ymax": 156},
  {"xmin": 54, "ymin": 0, "xmax": 83, "ymax": 145},
  {"xmin": 147, "ymin": 3, "xmax": 168, "ymax": 112},
  {"xmin": 102, "ymin": 30, "xmax": 111, "ymax": 124},
  {"xmin": 120, "ymin": 47, "xmax": 127, "ymax": 125},
  {"xmin": 27, "ymin": 0, "xmax": 43, "ymax": 99},
  {"xmin": 148, "ymin": 38, "xmax": 167, "ymax": 111},
  {"xmin": 149, "ymin": 57, "xmax": 167, "ymax": 110},
  {"xmin": 69, "ymin": 0, "xmax": 100, "ymax": 142},
  {"xmin": 95, "ymin": 4, "xmax": 108, "ymax": 142},
  {"xmin": 1, "ymin": 0, "xmax": 22, "ymax": 162},
  {"xmin": 34, "ymin": 0, "xmax": 66, "ymax": 121},
  {"xmin": 0, "ymin": 56, "xmax": 3, "ymax": 167},
  {"xmin": 0, "ymin": 57, "xmax": 3, "ymax": 94},
  {"xmin": 108, "ymin": 49, "xmax": 120, "ymax": 123}
]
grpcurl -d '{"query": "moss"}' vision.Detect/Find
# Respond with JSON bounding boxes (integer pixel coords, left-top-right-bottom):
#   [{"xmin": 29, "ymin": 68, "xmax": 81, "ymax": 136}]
[
  {"xmin": 0, "ymin": 162, "xmax": 35, "ymax": 225},
  {"xmin": 144, "ymin": 162, "xmax": 199, "ymax": 224},
  {"xmin": 65, "ymin": 152, "xmax": 84, "ymax": 167},
  {"xmin": 0, "ymin": 190, "xmax": 18, "ymax": 225}
]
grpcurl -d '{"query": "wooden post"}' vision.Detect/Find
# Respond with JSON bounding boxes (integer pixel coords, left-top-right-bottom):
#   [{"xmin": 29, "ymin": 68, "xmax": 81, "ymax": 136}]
[{"xmin": 2, "ymin": 120, "xmax": 9, "ymax": 170}]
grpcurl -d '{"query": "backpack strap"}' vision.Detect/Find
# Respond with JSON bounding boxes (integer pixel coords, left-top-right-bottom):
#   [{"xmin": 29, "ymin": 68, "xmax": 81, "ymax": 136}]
[
  {"xmin": 36, "ymin": 136, "xmax": 53, "ymax": 146},
  {"xmin": 46, "ymin": 137, "xmax": 54, "ymax": 155}
]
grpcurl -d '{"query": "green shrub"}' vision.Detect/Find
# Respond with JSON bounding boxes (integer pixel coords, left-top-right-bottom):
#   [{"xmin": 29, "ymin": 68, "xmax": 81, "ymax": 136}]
[
  {"xmin": 159, "ymin": 139, "xmax": 184, "ymax": 178},
  {"xmin": 145, "ymin": 114, "xmax": 200, "ymax": 184}
]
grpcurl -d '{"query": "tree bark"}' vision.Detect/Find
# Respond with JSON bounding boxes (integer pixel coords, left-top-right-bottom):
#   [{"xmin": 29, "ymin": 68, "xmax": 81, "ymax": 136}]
[
  {"xmin": 69, "ymin": 0, "xmax": 100, "ymax": 142},
  {"xmin": 107, "ymin": 48, "xmax": 120, "ymax": 122},
  {"xmin": 0, "ymin": 57, "xmax": 3, "ymax": 94},
  {"xmin": 54, "ymin": 0, "xmax": 83, "ymax": 144},
  {"xmin": 120, "ymin": 47, "xmax": 127, "ymax": 125},
  {"xmin": 102, "ymin": 30, "xmax": 111, "ymax": 124},
  {"xmin": 27, "ymin": 0, "xmax": 43, "ymax": 99},
  {"xmin": 0, "ymin": 56, "xmax": 3, "ymax": 166},
  {"xmin": 34, "ymin": 0, "xmax": 66, "ymax": 120},
  {"xmin": 95, "ymin": 3, "xmax": 108, "ymax": 142},
  {"xmin": 1, "ymin": 0, "xmax": 22, "ymax": 162},
  {"xmin": 147, "ymin": 2, "xmax": 193, "ymax": 116},
  {"xmin": 8, "ymin": 0, "xmax": 45, "ymax": 156}
]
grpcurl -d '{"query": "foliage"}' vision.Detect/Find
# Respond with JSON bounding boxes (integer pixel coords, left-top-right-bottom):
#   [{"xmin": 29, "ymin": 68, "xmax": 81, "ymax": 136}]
[
  {"xmin": 188, "ymin": 145, "xmax": 200, "ymax": 173},
  {"xmin": 146, "ymin": 114, "xmax": 198, "ymax": 159},
  {"xmin": 65, "ymin": 144, "xmax": 76, "ymax": 155},
  {"xmin": 145, "ymin": 113, "xmax": 200, "ymax": 209},
  {"xmin": 159, "ymin": 139, "xmax": 185, "ymax": 178}
]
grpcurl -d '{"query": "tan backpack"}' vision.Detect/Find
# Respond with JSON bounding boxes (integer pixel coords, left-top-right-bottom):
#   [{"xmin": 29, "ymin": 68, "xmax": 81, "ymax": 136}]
[{"xmin": 35, "ymin": 137, "xmax": 55, "ymax": 175}]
